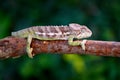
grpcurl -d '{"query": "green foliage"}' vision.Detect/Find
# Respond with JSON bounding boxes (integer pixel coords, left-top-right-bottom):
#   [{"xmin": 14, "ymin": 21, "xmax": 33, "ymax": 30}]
[
  {"xmin": 0, "ymin": 0, "xmax": 120, "ymax": 80},
  {"xmin": 0, "ymin": 12, "xmax": 11, "ymax": 38}
]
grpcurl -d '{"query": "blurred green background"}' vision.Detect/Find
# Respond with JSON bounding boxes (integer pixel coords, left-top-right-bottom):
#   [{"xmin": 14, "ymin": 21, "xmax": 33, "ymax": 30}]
[{"xmin": 0, "ymin": 0, "xmax": 120, "ymax": 80}]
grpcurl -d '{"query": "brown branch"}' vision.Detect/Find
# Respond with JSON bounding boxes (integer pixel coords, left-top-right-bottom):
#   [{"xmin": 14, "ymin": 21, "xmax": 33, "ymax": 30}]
[{"xmin": 0, "ymin": 37, "xmax": 120, "ymax": 59}]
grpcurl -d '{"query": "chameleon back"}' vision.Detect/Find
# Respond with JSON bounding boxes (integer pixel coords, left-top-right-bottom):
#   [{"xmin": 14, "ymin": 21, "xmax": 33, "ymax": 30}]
[{"xmin": 12, "ymin": 25, "xmax": 72, "ymax": 40}]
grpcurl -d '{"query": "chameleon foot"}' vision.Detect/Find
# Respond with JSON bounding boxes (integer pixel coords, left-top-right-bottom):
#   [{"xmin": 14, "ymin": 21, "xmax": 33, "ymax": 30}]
[
  {"xmin": 80, "ymin": 39, "xmax": 87, "ymax": 50},
  {"xmin": 27, "ymin": 47, "xmax": 33, "ymax": 58},
  {"xmin": 68, "ymin": 36, "xmax": 80, "ymax": 46}
]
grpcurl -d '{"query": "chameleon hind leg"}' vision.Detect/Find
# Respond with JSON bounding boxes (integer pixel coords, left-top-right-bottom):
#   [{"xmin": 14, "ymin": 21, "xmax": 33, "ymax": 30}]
[
  {"xmin": 26, "ymin": 35, "xmax": 33, "ymax": 58},
  {"xmin": 68, "ymin": 36, "xmax": 87, "ymax": 50}
]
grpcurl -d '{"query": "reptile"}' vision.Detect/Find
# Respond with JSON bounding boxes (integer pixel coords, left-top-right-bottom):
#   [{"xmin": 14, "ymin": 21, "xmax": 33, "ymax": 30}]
[{"xmin": 12, "ymin": 23, "xmax": 92, "ymax": 58}]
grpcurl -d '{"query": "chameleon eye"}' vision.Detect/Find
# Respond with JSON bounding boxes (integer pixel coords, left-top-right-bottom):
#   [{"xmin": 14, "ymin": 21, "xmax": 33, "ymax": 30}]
[{"xmin": 81, "ymin": 28, "xmax": 86, "ymax": 33}]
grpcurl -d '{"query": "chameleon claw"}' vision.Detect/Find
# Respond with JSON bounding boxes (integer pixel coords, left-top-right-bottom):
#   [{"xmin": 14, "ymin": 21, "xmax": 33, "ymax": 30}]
[{"xmin": 81, "ymin": 39, "xmax": 87, "ymax": 50}]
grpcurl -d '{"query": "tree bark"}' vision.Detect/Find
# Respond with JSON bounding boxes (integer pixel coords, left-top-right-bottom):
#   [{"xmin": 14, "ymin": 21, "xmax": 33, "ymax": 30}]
[{"xmin": 0, "ymin": 37, "xmax": 120, "ymax": 59}]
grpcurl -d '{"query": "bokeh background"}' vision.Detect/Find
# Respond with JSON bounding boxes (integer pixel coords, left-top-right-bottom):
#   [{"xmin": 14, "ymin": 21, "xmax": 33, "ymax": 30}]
[{"xmin": 0, "ymin": 0, "xmax": 120, "ymax": 80}]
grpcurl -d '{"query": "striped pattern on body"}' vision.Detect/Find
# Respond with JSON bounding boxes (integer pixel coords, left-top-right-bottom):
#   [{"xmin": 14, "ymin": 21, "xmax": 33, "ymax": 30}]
[{"xmin": 12, "ymin": 23, "xmax": 92, "ymax": 40}]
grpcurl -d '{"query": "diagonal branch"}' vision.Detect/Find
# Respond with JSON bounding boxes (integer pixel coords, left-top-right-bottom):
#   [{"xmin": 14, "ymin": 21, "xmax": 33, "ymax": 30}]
[{"xmin": 0, "ymin": 36, "xmax": 120, "ymax": 59}]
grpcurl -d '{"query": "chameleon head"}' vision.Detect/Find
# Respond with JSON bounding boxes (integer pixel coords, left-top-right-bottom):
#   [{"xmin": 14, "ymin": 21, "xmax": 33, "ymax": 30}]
[{"xmin": 69, "ymin": 23, "xmax": 92, "ymax": 39}]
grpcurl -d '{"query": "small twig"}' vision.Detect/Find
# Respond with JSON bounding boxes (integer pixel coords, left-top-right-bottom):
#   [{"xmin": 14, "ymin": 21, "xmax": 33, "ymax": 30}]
[{"xmin": 0, "ymin": 37, "xmax": 120, "ymax": 59}]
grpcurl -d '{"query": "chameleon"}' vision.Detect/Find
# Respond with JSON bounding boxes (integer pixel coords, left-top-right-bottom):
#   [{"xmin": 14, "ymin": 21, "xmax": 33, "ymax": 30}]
[{"xmin": 12, "ymin": 23, "xmax": 92, "ymax": 58}]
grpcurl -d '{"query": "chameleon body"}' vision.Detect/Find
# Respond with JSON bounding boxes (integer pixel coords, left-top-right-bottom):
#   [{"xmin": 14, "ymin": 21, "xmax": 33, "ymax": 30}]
[{"xmin": 12, "ymin": 23, "xmax": 92, "ymax": 58}]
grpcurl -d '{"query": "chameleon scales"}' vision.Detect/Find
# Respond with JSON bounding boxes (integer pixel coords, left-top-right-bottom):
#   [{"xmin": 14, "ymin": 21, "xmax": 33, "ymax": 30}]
[{"xmin": 12, "ymin": 23, "xmax": 92, "ymax": 58}]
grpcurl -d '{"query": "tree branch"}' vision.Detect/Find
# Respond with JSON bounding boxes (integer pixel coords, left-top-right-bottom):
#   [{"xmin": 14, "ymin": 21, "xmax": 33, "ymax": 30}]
[{"xmin": 0, "ymin": 37, "xmax": 120, "ymax": 59}]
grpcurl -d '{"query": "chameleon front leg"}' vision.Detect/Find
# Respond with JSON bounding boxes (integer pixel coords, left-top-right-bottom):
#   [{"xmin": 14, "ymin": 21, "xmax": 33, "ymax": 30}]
[
  {"xmin": 68, "ymin": 36, "xmax": 87, "ymax": 50},
  {"xmin": 80, "ymin": 39, "xmax": 87, "ymax": 50},
  {"xmin": 26, "ymin": 35, "xmax": 33, "ymax": 58}
]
